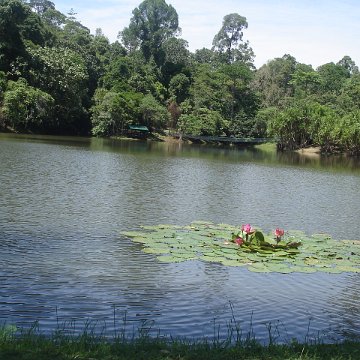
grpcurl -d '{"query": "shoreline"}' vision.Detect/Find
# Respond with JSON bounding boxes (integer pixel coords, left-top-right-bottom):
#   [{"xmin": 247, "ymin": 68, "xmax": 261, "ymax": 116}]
[{"xmin": 2, "ymin": 131, "xmax": 359, "ymax": 157}]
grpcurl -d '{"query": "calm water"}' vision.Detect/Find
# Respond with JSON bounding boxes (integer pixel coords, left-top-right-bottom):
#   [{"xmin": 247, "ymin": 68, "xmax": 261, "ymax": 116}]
[{"xmin": 1, "ymin": 133, "xmax": 360, "ymax": 342}]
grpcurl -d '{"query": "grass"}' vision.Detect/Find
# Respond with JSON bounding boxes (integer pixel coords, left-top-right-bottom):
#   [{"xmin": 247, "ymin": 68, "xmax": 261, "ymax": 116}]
[{"xmin": 1, "ymin": 320, "xmax": 360, "ymax": 360}]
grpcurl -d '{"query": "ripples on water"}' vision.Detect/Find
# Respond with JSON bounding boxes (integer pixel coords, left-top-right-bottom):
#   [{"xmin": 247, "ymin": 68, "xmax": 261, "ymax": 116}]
[{"xmin": 1, "ymin": 134, "xmax": 360, "ymax": 342}]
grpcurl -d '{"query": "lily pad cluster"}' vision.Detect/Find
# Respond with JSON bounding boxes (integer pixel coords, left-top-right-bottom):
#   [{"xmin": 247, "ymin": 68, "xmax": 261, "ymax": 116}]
[{"xmin": 121, "ymin": 221, "xmax": 360, "ymax": 273}]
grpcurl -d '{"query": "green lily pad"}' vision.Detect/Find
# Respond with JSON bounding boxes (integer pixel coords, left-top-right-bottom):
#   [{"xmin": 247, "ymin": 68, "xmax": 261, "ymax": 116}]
[
  {"xmin": 219, "ymin": 259, "xmax": 247, "ymax": 267},
  {"xmin": 336, "ymin": 265, "xmax": 360, "ymax": 273},
  {"xmin": 130, "ymin": 237, "xmax": 149, "ymax": 244},
  {"xmin": 248, "ymin": 263, "xmax": 271, "ymax": 273},
  {"xmin": 121, "ymin": 223, "xmax": 360, "ymax": 273},
  {"xmin": 289, "ymin": 265, "xmax": 317, "ymax": 273},
  {"xmin": 317, "ymin": 267, "xmax": 343, "ymax": 274},
  {"xmin": 122, "ymin": 231, "xmax": 147, "ymax": 238},
  {"xmin": 201, "ymin": 255, "xmax": 226, "ymax": 263},
  {"xmin": 157, "ymin": 256, "xmax": 187, "ymax": 263},
  {"xmin": 142, "ymin": 247, "xmax": 169, "ymax": 254}
]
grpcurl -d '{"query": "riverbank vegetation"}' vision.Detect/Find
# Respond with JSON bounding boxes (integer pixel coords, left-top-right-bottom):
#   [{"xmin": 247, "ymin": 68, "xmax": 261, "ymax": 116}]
[
  {"xmin": 0, "ymin": 0, "xmax": 359, "ymax": 153},
  {"xmin": 1, "ymin": 324, "xmax": 360, "ymax": 360}
]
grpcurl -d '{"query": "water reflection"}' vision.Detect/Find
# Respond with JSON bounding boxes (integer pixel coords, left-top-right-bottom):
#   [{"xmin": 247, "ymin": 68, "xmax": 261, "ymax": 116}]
[{"xmin": 2, "ymin": 133, "xmax": 360, "ymax": 173}]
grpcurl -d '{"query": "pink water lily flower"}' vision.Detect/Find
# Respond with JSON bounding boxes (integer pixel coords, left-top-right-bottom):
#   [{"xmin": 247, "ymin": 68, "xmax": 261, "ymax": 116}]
[
  {"xmin": 241, "ymin": 224, "xmax": 255, "ymax": 234},
  {"xmin": 235, "ymin": 237, "xmax": 244, "ymax": 246},
  {"xmin": 274, "ymin": 228, "xmax": 285, "ymax": 243},
  {"xmin": 274, "ymin": 228, "xmax": 285, "ymax": 238}
]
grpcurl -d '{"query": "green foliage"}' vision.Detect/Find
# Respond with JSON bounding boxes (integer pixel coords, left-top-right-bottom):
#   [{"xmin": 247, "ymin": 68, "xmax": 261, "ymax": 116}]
[
  {"xmin": 290, "ymin": 69, "xmax": 321, "ymax": 95},
  {"xmin": 120, "ymin": 0, "xmax": 179, "ymax": 66},
  {"xmin": 267, "ymin": 99, "xmax": 320, "ymax": 149},
  {"xmin": 161, "ymin": 37, "xmax": 190, "ymax": 84},
  {"xmin": 182, "ymin": 61, "xmax": 258, "ymax": 137},
  {"xmin": 268, "ymin": 95, "xmax": 360, "ymax": 153},
  {"xmin": 139, "ymin": 93, "xmax": 169, "ymax": 130},
  {"xmin": 27, "ymin": 45, "xmax": 89, "ymax": 133},
  {"xmin": 2, "ymin": 78, "xmax": 54, "ymax": 131},
  {"xmin": 334, "ymin": 110, "xmax": 360, "ymax": 153},
  {"xmin": 212, "ymin": 13, "xmax": 254, "ymax": 66},
  {"xmin": 0, "ymin": 0, "xmax": 358, "ymax": 148},
  {"xmin": 178, "ymin": 108, "xmax": 228, "ymax": 136},
  {"xmin": 0, "ymin": 70, "xmax": 6, "ymax": 95},
  {"xmin": 338, "ymin": 73, "xmax": 360, "ymax": 111},
  {"xmin": 219, "ymin": 62, "xmax": 259, "ymax": 130},
  {"xmin": 253, "ymin": 52, "xmax": 360, "ymax": 152},
  {"xmin": 168, "ymin": 73, "xmax": 190, "ymax": 103},
  {"xmin": 128, "ymin": 58, "xmax": 165, "ymax": 100},
  {"xmin": 193, "ymin": 48, "xmax": 218, "ymax": 65},
  {"xmin": 29, "ymin": 0, "xmax": 66, "ymax": 29},
  {"xmin": 317, "ymin": 62, "xmax": 350, "ymax": 95},
  {"xmin": 229, "ymin": 110, "xmax": 261, "ymax": 138},
  {"xmin": 0, "ymin": 0, "xmax": 30, "ymax": 72},
  {"xmin": 337, "ymin": 55, "xmax": 359, "ymax": 75},
  {"xmin": 251, "ymin": 54, "xmax": 297, "ymax": 108},
  {"xmin": 100, "ymin": 56, "xmax": 133, "ymax": 91},
  {"xmin": 91, "ymin": 88, "xmax": 143, "ymax": 136}
]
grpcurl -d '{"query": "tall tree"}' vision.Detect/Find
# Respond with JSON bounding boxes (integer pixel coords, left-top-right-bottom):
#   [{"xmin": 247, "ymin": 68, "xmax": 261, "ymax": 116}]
[
  {"xmin": 337, "ymin": 55, "xmax": 359, "ymax": 76},
  {"xmin": 212, "ymin": 13, "xmax": 254, "ymax": 65},
  {"xmin": 119, "ymin": 0, "xmax": 179, "ymax": 66}
]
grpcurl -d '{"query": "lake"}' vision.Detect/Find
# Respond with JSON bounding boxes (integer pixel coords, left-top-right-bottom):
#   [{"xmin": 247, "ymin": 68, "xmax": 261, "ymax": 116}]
[{"xmin": 1, "ymin": 133, "xmax": 360, "ymax": 343}]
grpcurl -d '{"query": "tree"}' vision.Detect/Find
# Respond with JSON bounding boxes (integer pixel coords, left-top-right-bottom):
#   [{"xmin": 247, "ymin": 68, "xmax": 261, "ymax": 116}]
[
  {"xmin": 267, "ymin": 99, "xmax": 337, "ymax": 150},
  {"xmin": 100, "ymin": 56, "xmax": 133, "ymax": 91},
  {"xmin": 161, "ymin": 37, "xmax": 190, "ymax": 84},
  {"xmin": 251, "ymin": 54, "xmax": 297, "ymax": 107},
  {"xmin": 317, "ymin": 62, "xmax": 350, "ymax": 95},
  {"xmin": 193, "ymin": 48, "xmax": 217, "ymax": 65},
  {"xmin": 168, "ymin": 73, "xmax": 190, "ymax": 104},
  {"xmin": 336, "ymin": 110, "xmax": 360, "ymax": 153},
  {"xmin": 27, "ymin": 45, "xmax": 89, "ymax": 133},
  {"xmin": 220, "ymin": 62, "xmax": 254, "ymax": 121},
  {"xmin": 119, "ymin": 0, "xmax": 179, "ymax": 66},
  {"xmin": 28, "ymin": 0, "xmax": 65, "ymax": 42},
  {"xmin": 337, "ymin": 55, "xmax": 359, "ymax": 76},
  {"xmin": 178, "ymin": 108, "xmax": 228, "ymax": 136},
  {"xmin": 338, "ymin": 73, "xmax": 360, "ymax": 111},
  {"xmin": 0, "ymin": 70, "xmax": 7, "ymax": 128},
  {"xmin": 212, "ymin": 13, "xmax": 253, "ymax": 65},
  {"xmin": 189, "ymin": 64, "xmax": 229, "ymax": 114},
  {"xmin": 290, "ymin": 68, "xmax": 321, "ymax": 95},
  {"xmin": 29, "ymin": 0, "xmax": 55, "ymax": 15},
  {"xmin": 91, "ymin": 88, "xmax": 143, "ymax": 136},
  {"xmin": 0, "ymin": 70, "xmax": 5, "ymax": 96},
  {"xmin": 2, "ymin": 78, "xmax": 54, "ymax": 131},
  {"xmin": 0, "ymin": 0, "xmax": 47, "ymax": 73},
  {"xmin": 139, "ymin": 93, "xmax": 169, "ymax": 130}
]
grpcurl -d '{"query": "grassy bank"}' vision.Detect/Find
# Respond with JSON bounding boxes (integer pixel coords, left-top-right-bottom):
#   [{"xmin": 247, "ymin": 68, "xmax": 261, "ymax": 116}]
[{"xmin": 1, "ymin": 325, "xmax": 359, "ymax": 360}]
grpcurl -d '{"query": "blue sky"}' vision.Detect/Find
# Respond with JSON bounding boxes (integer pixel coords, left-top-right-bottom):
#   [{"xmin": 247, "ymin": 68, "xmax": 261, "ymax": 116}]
[{"xmin": 55, "ymin": 0, "xmax": 360, "ymax": 69}]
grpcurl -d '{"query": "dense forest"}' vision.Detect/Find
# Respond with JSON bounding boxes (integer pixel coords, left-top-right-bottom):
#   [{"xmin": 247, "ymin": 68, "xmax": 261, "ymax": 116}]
[{"xmin": 0, "ymin": 0, "xmax": 359, "ymax": 152}]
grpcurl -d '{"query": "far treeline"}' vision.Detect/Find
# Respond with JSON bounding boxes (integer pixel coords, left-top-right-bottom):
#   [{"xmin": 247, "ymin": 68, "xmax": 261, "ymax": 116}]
[{"xmin": 0, "ymin": 0, "xmax": 359, "ymax": 153}]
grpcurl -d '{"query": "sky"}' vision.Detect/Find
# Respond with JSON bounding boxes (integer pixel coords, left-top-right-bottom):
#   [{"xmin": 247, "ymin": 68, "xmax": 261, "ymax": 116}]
[{"xmin": 55, "ymin": 0, "xmax": 360, "ymax": 69}]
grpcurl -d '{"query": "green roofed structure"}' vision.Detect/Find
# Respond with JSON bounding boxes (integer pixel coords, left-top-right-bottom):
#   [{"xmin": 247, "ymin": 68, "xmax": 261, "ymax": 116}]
[{"xmin": 127, "ymin": 125, "xmax": 150, "ymax": 138}]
